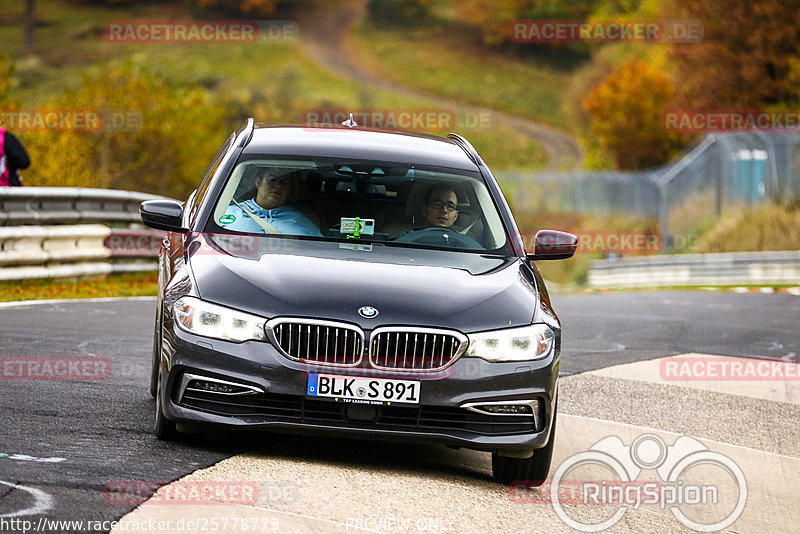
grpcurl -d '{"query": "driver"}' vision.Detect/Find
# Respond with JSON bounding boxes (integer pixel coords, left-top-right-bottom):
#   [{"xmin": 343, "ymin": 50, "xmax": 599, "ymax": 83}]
[
  {"xmin": 224, "ymin": 169, "xmax": 322, "ymax": 236},
  {"xmin": 422, "ymin": 184, "xmax": 461, "ymax": 228},
  {"xmin": 395, "ymin": 183, "xmax": 482, "ymax": 249}
]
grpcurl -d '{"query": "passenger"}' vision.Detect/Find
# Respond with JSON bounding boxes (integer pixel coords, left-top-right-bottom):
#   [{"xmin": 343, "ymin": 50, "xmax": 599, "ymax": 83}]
[{"xmin": 223, "ymin": 169, "xmax": 322, "ymax": 236}]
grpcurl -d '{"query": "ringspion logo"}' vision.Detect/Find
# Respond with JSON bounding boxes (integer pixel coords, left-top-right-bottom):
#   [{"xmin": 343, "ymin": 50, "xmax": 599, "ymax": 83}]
[{"xmin": 512, "ymin": 434, "xmax": 747, "ymax": 532}]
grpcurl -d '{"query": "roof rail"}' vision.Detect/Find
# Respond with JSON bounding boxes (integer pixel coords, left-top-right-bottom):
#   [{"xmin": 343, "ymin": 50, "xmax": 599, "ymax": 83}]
[
  {"xmin": 237, "ymin": 117, "xmax": 255, "ymax": 147},
  {"xmin": 447, "ymin": 133, "xmax": 481, "ymax": 166}
]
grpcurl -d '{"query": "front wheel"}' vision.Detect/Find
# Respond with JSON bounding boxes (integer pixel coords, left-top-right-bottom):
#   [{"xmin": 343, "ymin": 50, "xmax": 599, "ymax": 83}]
[
  {"xmin": 154, "ymin": 369, "xmax": 180, "ymax": 440},
  {"xmin": 492, "ymin": 404, "xmax": 557, "ymax": 486},
  {"xmin": 149, "ymin": 317, "xmax": 161, "ymax": 398}
]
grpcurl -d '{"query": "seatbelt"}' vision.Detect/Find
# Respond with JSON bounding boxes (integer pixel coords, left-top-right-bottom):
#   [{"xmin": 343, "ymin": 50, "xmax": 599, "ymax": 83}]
[
  {"xmin": 460, "ymin": 216, "xmax": 480, "ymax": 235},
  {"xmin": 232, "ymin": 199, "xmax": 280, "ymax": 234}
]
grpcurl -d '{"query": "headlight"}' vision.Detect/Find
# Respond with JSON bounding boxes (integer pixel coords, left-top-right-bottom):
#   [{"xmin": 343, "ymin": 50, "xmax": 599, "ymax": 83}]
[
  {"xmin": 465, "ymin": 324, "xmax": 554, "ymax": 362},
  {"xmin": 173, "ymin": 296, "xmax": 267, "ymax": 343}
]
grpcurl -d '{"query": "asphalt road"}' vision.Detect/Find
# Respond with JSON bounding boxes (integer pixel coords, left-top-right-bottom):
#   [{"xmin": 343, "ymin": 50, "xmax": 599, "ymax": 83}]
[
  {"xmin": 0, "ymin": 291, "xmax": 797, "ymax": 533},
  {"xmin": 556, "ymin": 291, "xmax": 800, "ymax": 374},
  {"xmin": 0, "ymin": 298, "xmax": 241, "ymax": 533}
]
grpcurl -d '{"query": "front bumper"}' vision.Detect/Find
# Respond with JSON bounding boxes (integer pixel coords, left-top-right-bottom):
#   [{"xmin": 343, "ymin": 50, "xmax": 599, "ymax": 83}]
[{"xmin": 159, "ymin": 326, "xmax": 559, "ymax": 454}]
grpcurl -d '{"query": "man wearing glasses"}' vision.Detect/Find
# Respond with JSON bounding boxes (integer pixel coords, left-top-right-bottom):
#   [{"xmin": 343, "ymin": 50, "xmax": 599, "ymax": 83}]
[
  {"xmin": 395, "ymin": 183, "xmax": 482, "ymax": 249},
  {"xmin": 223, "ymin": 169, "xmax": 322, "ymax": 236},
  {"xmin": 421, "ymin": 184, "xmax": 461, "ymax": 228}
]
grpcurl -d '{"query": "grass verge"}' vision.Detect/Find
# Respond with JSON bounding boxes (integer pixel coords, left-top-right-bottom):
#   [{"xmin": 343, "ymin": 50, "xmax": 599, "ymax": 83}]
[
  {"xmin": 0, "ymin": 272, "xmax": 157, "ymax": 302},
  {"xmin": 697, "ymin": 203, "xmax": 800, "ymax": 252},
  {"xmin": 3, "ymin": 0, "xmax": 547, "ymax": 173},
  {"xmin": 350, "ymin": 20, "xmax": 578, "ymax": 128}
]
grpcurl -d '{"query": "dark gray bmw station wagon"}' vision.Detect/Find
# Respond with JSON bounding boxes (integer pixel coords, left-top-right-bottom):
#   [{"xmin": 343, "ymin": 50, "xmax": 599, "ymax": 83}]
[{"xmin": 141, "ymin": 119, "xmax": 577, "ymax": 485}]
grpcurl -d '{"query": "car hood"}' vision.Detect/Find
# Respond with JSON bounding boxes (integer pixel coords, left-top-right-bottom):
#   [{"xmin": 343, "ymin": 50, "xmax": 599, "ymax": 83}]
[{"xmin": 188, "ymin": 235, "xmax": 537, "ymax": 332}]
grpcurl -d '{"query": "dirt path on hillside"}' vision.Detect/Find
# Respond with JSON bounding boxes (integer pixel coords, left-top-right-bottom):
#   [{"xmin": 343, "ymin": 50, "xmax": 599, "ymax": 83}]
[{"xmin": 297, "ymin": 0, "xmax": 583, "ymax": 171}]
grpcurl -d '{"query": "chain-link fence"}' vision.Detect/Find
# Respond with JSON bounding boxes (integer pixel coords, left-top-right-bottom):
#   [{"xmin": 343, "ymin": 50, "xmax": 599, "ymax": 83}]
[{"xmin": 498, "ymin": 132, "xmax": 800, "ymax": 250}]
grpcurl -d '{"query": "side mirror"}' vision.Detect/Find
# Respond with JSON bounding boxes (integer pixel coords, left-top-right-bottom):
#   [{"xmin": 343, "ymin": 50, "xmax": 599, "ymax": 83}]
[
  {"xmin": 140, "ymin": 200, "xmax": 188, "ymax": 232},
  {"xmin": 527, "ymin": 229, "xmax": 577, "ymax": 261}
]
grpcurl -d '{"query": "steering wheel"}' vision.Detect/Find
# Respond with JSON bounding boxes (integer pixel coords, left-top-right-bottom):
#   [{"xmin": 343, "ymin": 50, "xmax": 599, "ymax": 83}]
[{"xmin": 395, "ymin": 226, "xmax": 482, "ymax": 249}]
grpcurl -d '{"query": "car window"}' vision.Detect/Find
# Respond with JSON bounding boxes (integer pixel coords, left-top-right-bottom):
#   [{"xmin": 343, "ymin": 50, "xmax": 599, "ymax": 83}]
[
  {"xmin": 188, "ymin": 134, "xmax": 234, "ymax": 225},
  {"xmin": 205, "ymin": 156, "xmax": 510, "ymax": 253}
]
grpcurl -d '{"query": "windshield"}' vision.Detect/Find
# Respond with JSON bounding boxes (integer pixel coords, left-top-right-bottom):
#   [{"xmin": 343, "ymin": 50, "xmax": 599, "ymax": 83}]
[{"xmin": 205, "ymin": 156, "xmax": 511, "ymax": 254}]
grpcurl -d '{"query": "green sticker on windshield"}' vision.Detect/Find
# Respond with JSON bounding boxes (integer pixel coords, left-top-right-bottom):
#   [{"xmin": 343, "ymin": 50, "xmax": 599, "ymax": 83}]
[{"xmin": 219, "ymin": 214, "xmax": 236, "ymax": 225}]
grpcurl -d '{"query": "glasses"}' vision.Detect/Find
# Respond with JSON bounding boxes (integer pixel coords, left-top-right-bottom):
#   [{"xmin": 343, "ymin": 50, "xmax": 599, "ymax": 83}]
[{"xmin": 427, "ymin": 200, "xmax": 458, "ymax": 212}]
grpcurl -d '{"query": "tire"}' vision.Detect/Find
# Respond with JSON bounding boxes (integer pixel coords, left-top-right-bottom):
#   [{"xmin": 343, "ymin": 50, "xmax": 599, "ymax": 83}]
[
  {"xmin": 149, "ymin": 316, "xmax": 160, "ymax": 399},
  {"xmin": 492, "ymin": 403, "xmax": 558, "ymax": 486},
  {"xmin": 154, "ymin": 369, "xmax": 180, "ymax": 440}
]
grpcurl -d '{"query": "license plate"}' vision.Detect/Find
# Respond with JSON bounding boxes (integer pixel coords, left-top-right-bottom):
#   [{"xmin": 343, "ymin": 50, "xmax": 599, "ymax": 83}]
[{"xmin": 307, "ymin": 373, "xmax": 420, "ymax": 405}]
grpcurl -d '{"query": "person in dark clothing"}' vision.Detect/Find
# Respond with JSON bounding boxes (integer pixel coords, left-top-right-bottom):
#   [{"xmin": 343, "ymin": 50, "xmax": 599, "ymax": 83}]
[{"xmin": 0, "ymin": 127, "xmax": 30, "ymax": 186}]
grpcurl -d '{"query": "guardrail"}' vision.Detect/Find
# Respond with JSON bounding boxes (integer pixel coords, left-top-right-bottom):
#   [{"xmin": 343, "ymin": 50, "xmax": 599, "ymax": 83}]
[
  {"xmin": 0, "ymin": 187, "xmax": 170, "ymax": 281},
  {"xmin": 0, "ymin": 225, "xmax": 165, "ymax": 281},
  {"xmin": 589, "ymin": 251, "xmax": 800, "ymax": 289},
  {"xmin": 0, "ymin": 187, "xmax": 166, "ymax": 226},
  {"xmin": 3, "ymin": 189, "xmax": 799, "ymax": 287}
]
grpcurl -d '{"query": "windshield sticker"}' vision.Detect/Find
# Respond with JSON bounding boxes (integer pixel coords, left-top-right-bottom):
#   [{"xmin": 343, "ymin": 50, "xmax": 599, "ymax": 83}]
[
  {"xmin": 219, "ymin": 214, "xmax": 236, "ymax": 225},
  {"xmin": 340, "ymin": 217, "xmax": 375, "ymax": 237}
]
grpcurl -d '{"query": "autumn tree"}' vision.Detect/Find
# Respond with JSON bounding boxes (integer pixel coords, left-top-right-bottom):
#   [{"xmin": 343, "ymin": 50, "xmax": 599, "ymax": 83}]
[
  {"xmin": 669, "ymin": 0, "xmax": 800, "ymax": 108},
  {"xmin": 0, "ymin": 55, "xmax": 17, "ymax": 111},
  {"xmin": 582, "ymin": 59, "xmax": 686, "ymax": 169},
  {"xmin": 22, "ymin": 63, "xmax": 228, "ymax": 199}
]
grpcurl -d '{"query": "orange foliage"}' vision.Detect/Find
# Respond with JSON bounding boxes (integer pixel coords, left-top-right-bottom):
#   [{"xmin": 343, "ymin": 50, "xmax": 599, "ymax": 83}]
[
  {"xmin": 582, "ymin": 60, "xmax": 686, "ymax": 170},
  {"xmin": 669, "ymin": 0, "xmax": 800, "ymax": 108},
  {"xmin": 0, "ymin": 55, "xmax": 19, "ymax": 112}
]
